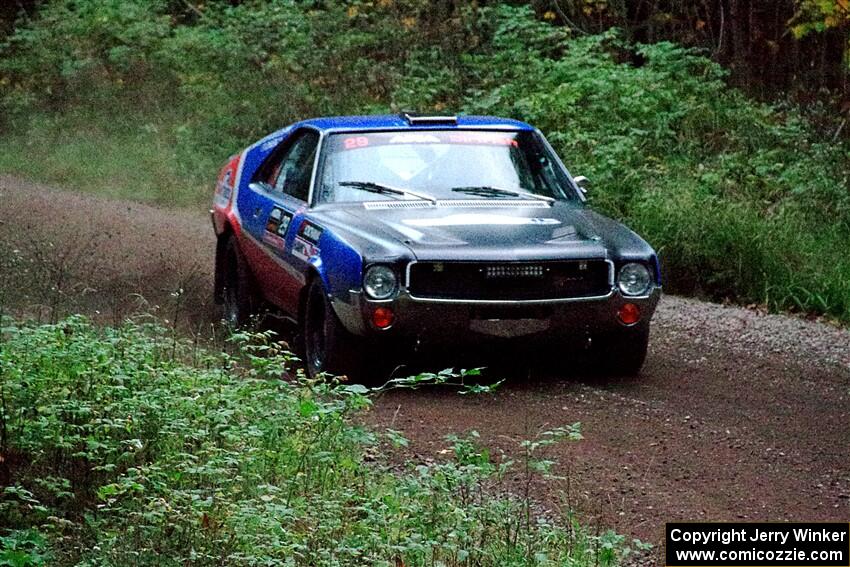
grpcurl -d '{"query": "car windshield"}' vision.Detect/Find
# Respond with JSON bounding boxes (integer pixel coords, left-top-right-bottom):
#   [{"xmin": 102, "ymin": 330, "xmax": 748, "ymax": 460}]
[{"xmin": 316, "ymin": 130, "xmax": 577, "ymax": 204}]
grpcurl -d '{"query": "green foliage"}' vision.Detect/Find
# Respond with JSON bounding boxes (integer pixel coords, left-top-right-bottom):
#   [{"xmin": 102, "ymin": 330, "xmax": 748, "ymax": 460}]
[
  {"xmin": 0, "ymin": 316, "xmax": 632, "ymax": 565},
  {"xmin": 792, "ymin": 0, "xmax": 850, "ymax": 37},
  {"xmin": 0, "ymin": 1, "xmax": 848, "ymax": 320},
  {"xmin": 456, "ymin": 17, "xmax": 850, "ymax": 318},
  {"xmin": 0, "ymin": 529, "xmax": 50, "ymax": 567}
]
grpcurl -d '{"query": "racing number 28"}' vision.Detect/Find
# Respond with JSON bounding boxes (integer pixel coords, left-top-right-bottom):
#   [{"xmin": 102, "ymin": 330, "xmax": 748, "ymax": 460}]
[{"xmin": 343, "ymin": 136, "xmax": 370, "ymax": 150}]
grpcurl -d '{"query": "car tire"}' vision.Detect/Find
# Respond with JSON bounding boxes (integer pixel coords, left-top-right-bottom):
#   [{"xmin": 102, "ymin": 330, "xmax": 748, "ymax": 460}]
[
  {"xmin": 220, "ymin": 236, "xmax": 260, "ymax": 328},
  {"xmin": 591, "ymin": 324, "xmax": 650, "ymax": 377},
  {"xmin": 304, "ymin": 277, "xmax": 373, "ymax": 382}
]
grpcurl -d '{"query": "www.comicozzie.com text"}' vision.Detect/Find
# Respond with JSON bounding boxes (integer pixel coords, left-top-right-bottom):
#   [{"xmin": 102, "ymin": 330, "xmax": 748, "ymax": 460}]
[{"xmin": 669, "ymin": 527, "xmax": 848, "ymax": 546}]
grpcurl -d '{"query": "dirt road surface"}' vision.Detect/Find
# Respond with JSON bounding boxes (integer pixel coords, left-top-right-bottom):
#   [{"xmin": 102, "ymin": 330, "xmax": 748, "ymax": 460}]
[{"xmin": 2, "ymin": 176, "xmax": 848, "ymax": 556}]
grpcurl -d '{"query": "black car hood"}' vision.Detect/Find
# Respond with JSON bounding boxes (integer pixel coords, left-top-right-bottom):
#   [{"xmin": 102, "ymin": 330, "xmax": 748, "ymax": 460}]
[{"xmin": 320, "ymin": 201, "xmax": 629, "ymax": 262}]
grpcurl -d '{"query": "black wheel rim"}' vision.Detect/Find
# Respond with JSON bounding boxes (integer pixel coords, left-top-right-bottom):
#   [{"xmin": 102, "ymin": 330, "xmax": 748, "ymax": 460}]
[{"xmin": 306, "ymin": 288, "xmax": 326, "ymax": 373}]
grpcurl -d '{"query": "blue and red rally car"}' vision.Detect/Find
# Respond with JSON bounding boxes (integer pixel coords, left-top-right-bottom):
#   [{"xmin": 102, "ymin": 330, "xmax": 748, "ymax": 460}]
[{"xmin": 211, "ymin": 114, "xmax": 661, "ymax": 379}]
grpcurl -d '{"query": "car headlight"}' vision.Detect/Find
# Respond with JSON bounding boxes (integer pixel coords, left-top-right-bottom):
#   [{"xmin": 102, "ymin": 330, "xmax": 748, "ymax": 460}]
[
  {"xmin": 618, "ymin": 263, "xmax": 652, "ymax": 296},
  {"xmin": 363, "ymin": 265, "xmax": 398, "ymax": 300}
]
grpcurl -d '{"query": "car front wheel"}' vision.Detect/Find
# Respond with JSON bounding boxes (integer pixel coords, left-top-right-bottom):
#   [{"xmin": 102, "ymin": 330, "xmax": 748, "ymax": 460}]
[{"xmin": 303, "ymin": 278, "xmax": 372, "ymax": 382}]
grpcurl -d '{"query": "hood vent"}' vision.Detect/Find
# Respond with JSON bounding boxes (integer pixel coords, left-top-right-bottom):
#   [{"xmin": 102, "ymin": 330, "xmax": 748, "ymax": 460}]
[
  {"xmin": 363, "ymin": 201, "xmax": 433, "ymax": 210},
  {"xmin": 363, "ymin": 199, "xmax": 550, "ymax": 211},
  {"xmin": 437, "ymin": 199, "xmax": 549, "ymax": 209}
]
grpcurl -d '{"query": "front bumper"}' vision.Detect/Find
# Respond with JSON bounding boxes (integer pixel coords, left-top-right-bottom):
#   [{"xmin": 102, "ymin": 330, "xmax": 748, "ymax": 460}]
[{"xmin": 331, "ymin": 286, "xmax": 662, "ymax": 347}]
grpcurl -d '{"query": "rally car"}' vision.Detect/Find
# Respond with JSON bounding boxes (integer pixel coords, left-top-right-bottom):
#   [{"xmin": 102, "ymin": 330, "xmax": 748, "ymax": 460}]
[{"xmin": 211, "ymin": 113, "xmax": 661, "ymax": 380}]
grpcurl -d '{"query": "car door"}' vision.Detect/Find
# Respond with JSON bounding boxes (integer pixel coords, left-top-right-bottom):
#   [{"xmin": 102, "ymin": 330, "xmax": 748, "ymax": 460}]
[{"xmin": 247, "ymin": 128, "xmax": 320, "ymax": 314}]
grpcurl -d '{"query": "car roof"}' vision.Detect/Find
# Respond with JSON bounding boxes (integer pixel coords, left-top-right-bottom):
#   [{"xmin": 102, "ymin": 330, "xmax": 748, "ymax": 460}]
[{"xmin": 293, "ymin": 114, "xmax": 535, "ymax": 133}]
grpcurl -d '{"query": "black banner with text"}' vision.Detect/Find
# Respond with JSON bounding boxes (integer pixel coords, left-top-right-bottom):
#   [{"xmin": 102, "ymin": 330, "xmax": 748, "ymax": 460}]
[{"xmin": 665, "ymin": 523, "xmax": 850, "ymax": 567}]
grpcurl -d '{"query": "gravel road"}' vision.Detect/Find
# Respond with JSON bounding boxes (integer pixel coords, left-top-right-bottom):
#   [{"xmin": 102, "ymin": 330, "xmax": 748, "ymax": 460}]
[{"xmin": 2, "ymin": 175, "xmax": 848, "ymax": 556}]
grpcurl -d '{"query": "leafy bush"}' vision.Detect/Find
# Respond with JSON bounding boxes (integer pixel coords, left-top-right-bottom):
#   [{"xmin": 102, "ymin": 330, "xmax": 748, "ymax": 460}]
[
  {"xmin": 455, "ymin": 13, "xmax": 850, "ymax": 318},
  {"xmin": 0, "ymin": 1, "xmax": 848, "ymax": 320},
  {"xmin": 0, "ymin": 316, "xmax": 641, "ymax": 565}
]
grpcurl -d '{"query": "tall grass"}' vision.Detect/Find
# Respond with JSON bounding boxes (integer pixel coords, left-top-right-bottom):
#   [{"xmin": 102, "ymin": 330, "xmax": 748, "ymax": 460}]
[
  {"xmin": 0, "ymin": 109, "xmax": 214, "ymax": 207},
  {"xmin": 631, "ymin": 188, "xmax": 850, "ymax": 316}
]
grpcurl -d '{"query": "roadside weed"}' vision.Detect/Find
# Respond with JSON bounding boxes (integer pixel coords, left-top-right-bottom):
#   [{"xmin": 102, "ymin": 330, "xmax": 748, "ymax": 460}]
[{"xmin": 0, "ymin": 317, "xmax": 637, "ymax": 565}]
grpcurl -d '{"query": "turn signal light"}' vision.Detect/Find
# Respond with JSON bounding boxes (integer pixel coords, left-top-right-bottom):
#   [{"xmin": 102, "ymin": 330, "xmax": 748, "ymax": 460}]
[
  {"xmin": 617, "ymin": 303, "xmax": 641, "ymax": 325},
  {"xmin": 372, "ymin": 307, "xmax": 395, "ymax": 329}
]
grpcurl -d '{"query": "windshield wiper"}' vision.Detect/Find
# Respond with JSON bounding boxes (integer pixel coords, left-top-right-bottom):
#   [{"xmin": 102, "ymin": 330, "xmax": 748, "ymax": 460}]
[
  {"xmin": 451, "ymin": 186, "xmax": 555, "ymax": 203},
  {"xmin": 339, "ymin": 181, "xmax": 436, "ymax": 204}
]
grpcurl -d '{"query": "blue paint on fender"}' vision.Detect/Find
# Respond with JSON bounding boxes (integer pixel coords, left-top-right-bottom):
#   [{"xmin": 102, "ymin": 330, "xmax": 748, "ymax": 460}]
[{"xmin": 315, "ymin": 230, "xmax": 363, "ymax": 298}]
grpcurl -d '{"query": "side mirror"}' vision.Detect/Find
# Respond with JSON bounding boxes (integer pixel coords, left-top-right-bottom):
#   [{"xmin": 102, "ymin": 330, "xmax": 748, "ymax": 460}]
[{"xmin": 573, "ymin": 175, "xmax": 590, "ymax": 196}]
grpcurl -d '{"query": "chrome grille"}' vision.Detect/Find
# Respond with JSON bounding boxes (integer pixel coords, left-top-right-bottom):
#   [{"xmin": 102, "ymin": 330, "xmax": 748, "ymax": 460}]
[{"xmin": 407, "ymin": 260, "xmax": 612, "ymax": 301}]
